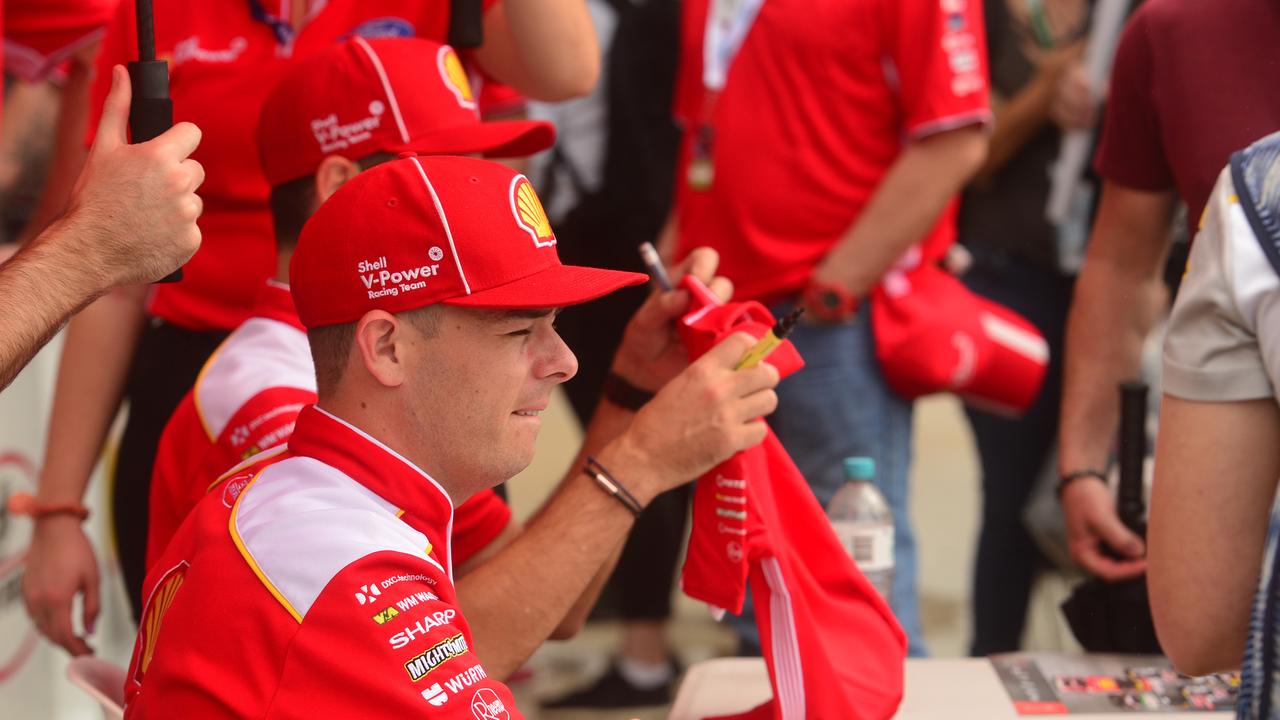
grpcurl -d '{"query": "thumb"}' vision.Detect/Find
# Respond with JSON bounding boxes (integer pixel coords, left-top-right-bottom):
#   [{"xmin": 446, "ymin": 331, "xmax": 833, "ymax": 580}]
[
  {"xmin": 1095, "ymin": 513, "xmax": 1146, "ymax": 559},
  {"xmin": 91, "ymin": 65, "xmax": 132, "ymax": 154}
]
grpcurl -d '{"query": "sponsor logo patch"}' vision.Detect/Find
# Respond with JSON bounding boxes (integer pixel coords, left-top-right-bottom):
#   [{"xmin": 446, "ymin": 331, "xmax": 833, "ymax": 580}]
[
  {"xmin": 404, "ymin": 633, "xmax": 469, "ymax": 681},
  {"xmin": 390, "ymin": 609, "xmax": 457, "ymax": 649},
  {"xmin": 509, "ymin": 176, "xmax": 556, "ymax": 249},
  {"xmin": 355, "ymin": 583, "xmax": 383, "ymax": 605},
  {"xmin": 421, "ymin": 683, "xmax": 449, "ymax": 706},
  {"xmin": 471, "ymin": 688, "xmax": 510, "ymax": 720},
  {"xmin": 437, "ymin": 46, "xmax": 477, "ymax": 110},
  {"xmin": 444, "ymin": 664, "xmax": 489, "ymax": 694},
  {"xmin": 355, "ymin": 254, "xmax": 441, "ymax": 300},
  {"xmin": 134, "ymin": 561, "xmax": 189, "ymax": 684},
  {"xmin": 372, "ymin": 606, "xmax": 400, "ymax": 625},
  {"xmin": 350, "ymin": 16, "xmax": 415, "ymax": 39}
]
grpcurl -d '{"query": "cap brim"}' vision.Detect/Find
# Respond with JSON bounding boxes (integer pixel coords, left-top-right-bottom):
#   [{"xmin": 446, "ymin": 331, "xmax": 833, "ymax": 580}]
[
  {"xmin": 391, "ymin": 119, "xmax": 556, "ymax": 159},
  {"xmin": 444, "ymin": 264, "xmax": 648, "ymax": 309}
]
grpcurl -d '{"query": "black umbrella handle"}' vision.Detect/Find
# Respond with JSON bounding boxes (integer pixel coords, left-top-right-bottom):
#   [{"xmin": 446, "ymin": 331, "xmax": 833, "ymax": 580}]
[
  {"xmin": 130, "ymin": 0, "xmax": 182, "ymax": 283},
  {"xmin": 1117, "ymin": 380, "xmax": 1148, "ymax": 537}
]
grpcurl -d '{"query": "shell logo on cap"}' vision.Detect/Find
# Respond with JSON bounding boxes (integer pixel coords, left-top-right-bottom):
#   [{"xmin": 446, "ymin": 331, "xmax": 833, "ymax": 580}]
[
  {"xmin": 437, "ymin": 46, "xmax": 476, "ymax": 110},
  {"xmin": 134, "ymin": 560, "xmax": 189, "ymax": 685},
  {"xmin": 510, "ymin": 176, "xmax": 556, "ymax": 248}
]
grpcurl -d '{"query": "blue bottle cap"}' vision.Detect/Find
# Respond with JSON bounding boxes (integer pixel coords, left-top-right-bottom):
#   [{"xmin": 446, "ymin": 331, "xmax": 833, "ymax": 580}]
[{"xmin": 843, "ymin": 457, "xmax": 875, "ymax": 480}]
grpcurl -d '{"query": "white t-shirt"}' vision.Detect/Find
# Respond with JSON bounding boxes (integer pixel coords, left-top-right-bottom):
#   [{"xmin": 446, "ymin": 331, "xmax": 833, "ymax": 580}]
[{"xmin": 1163, "ymin": 148, "xmax": 1280, "ymax": 402}]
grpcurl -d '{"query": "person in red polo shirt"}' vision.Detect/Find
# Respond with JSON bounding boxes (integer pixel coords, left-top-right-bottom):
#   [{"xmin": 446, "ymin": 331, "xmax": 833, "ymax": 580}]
[
  {"xmin": 126, "ymin": 155, "xmax": 779, "ymax": 717},
  {"xmin": 25, "ymin": 0, "xmax": 600, "ymax": 635},
  {"xmin": 666, "ymin": 0, "xmax": 990, "ymax": 655}
]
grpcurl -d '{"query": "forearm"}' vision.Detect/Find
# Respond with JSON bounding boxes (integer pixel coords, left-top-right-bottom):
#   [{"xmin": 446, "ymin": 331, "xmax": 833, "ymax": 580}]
[
  {"xmin": 475, "ymin": 0, "xmax": 598, "ymax": 101},
  {"xmin": 0, "ymin": 225, "xmax": 105, "ymax": 389},
  {"xmin": 1149, "ymin": 396, "xmax": 1280, "ymax": 675},
  {"xmin": 36, "ymin": 284, "xmax": 147, "ymax": 503},
  {"xmin": 1059, "ymin": 184, "xmax": 1176, "ymax": 474},
  {"xmin": 455, "ymin": 409, "xmax": 655, "ymax": 679},
  {"xmin": 974, "ymin": 83, "xmax": 1053, "ymax": 185},
  {"xmin": 815, "ymin": 126, "xmax": 987, "ymax": 295}
]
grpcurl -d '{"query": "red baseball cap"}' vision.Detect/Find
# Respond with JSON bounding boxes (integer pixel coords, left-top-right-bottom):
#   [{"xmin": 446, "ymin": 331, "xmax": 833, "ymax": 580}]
[
  {"xmin": 290, "ymin": 155, "xmax": 648, "ymax": 328},
  {"xmin": 256, "ymin": 36, "xmax": 555, "ymax": 186}
]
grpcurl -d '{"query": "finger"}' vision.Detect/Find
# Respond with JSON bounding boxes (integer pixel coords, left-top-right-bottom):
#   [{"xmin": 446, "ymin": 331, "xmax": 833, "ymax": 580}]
[
  {"xmin": 708, "ymin": 276, "xmax": 733, "ymax": 303},
  {"xmin": 43, "ymin": 597, "xmax": 81, "ymax": 654},
  {"xmin": 90, "ymin": 65, "xmax": 131, "ymax": 154},
  {"xmin": 734, "ymin": 387, "xmax": 779, "ymax": 421},
  {"xmin": 733, "ymin": 418, "xmax": 769, "ymax": 451},
  {"xmin": 733, "ymin": 360, "xmax": 781, "ymax": 396},
  {"xmin": 151, "ymin": 121, "xmax": 202, "ymax": 160},
  {"xmin": 700, "ymin": 331, "xmax": 758, "ymax": 369},
  {"xmin": 181, "ymin": 157, "xmax": 206, "ymax": 193},
  {"xmin": 675, "ymin": 247, "xmax": 720, "ymax": 285},
  {"xmin": 1080, "ymin": 545, "xmax": 1147, "ymax": 582},
  {"xmin": 1093, "ymin": 513, "xmax": 1146, "ymax": 559},
  {"xmin": 82, "ymin": 574, "xmax": 100, "ymax": 636}
]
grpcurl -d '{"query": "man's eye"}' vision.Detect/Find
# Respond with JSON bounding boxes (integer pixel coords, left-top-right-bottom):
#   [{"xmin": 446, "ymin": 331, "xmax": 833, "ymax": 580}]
[{"xmin": 506, "ymin": 328, "xmax": 533, "ymax": 337}]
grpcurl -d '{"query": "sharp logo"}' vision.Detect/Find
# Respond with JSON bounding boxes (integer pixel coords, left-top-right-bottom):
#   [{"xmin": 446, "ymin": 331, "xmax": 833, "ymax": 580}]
[
  {"xmin": 389, "ymin": 609, "xmax": 457, "ymax": 649},
  {"xmin": 354, "ymin": 583, "xmax": 382, "ymax": 605},
  {"xmin": 509, "ymin": 176, "xmax": 556, "ymax": 248},
  {"xmin": 404, "ymin": 633, "xmax": 469, "ymax": 681},
  {"xmin": 395, "ymin": 590, "xmax": 440, "ymax": 612},
  {"xmin": 355, "ymin": 255, "xmax": 441, "ymax": 300},
  {"xmin": 372, "ymin": 606, "xmax": 400, "ymax": 625},
  {"xmin": 420, "ymin": 683, "xmax": 449, "ymax": 707}
]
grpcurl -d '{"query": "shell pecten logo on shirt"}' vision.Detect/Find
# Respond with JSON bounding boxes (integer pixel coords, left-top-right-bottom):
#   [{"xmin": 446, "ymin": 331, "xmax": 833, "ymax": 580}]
[
  {"xmin": 437, "ymin": 46, "xmax": 476, "ymax": 109},
  {"xmin": 133, "ymin": 561, "xmax": 189, "ymax": 684},
  {"xmin": 510, "ymin": 176, "xmax": 556, "ymax": 249}
]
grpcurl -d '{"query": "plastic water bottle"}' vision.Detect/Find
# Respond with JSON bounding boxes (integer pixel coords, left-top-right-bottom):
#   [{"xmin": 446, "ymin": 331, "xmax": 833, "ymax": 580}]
[{"xmin": 827, "ymin": 457, "xmax": 894, "ymax": 601}]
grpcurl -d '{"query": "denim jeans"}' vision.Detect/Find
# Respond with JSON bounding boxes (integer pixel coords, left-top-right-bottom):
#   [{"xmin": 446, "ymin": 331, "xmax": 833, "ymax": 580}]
[{"xmin": 727, "ymin": 301, "xmax": 927, "ymax": 657}]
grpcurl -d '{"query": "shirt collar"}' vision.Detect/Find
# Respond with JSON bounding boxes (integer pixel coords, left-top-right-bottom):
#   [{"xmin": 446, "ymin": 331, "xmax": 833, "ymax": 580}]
[
  {"xmin": 287, "ymin": 405, "xmax": 456, "ymax": 574},
  {"xmin": 251, "ymin": 280, "xmax": 306, "ymax": 332}
]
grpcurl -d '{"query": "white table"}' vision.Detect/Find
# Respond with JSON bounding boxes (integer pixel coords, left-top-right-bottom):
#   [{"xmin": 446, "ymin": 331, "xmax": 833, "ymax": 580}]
[{"xmin": 669, "ymin": 657, "xmax": 1234, "ymax": 719}]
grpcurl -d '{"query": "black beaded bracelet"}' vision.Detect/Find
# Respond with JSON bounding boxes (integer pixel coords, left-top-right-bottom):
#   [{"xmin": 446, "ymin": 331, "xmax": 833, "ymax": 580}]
[
  {"xmin": 602, "ymin": 371, "xmax": 655, "ymax": 412},
  {"xmin": 583, "ymin": 455, "xmax": 644, "ymax": 517},
  {"xmin": 1056, "ymin": 468, "xmax": 1109, "ymax": 500}
]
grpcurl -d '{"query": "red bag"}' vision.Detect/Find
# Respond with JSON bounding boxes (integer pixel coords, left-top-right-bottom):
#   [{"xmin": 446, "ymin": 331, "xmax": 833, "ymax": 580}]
[{"xmin": 871, "ymin": 261, "xmax": 1049, "ymax": 416}]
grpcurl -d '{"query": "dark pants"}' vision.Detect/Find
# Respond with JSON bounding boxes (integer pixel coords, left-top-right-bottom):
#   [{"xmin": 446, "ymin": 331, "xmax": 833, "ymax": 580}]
[
  {"xmin": 116, "ymin": 321, "xmax": 228, "ymax": 619},
  {"xmin": 962, "ymin": 250, "xmax": 1074, "ymax": 656}
]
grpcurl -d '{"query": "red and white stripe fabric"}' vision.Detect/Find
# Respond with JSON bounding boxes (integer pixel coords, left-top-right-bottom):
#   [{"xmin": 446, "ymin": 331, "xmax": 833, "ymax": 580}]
[{"xmin": 677, "ymin": 287, "xmax": 907, "ymax": 720}]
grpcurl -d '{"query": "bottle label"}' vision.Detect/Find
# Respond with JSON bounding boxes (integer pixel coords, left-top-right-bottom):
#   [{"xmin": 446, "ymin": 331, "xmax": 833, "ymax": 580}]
[{"xmin": 832, "ymin": 523, "xmax": 894, "ymax": 572}]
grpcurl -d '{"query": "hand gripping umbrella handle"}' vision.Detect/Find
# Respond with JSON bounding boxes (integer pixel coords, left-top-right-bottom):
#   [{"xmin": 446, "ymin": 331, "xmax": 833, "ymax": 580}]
[{"xmin": 129, "ymin": 0, "xmax": 182, "ymax": 283}]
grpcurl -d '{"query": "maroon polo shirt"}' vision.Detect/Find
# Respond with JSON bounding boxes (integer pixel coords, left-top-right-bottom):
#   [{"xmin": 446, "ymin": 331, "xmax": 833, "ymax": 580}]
[{"xmin": 1094, "ymin": 0, "xmax": 1280, "ymax": 225}]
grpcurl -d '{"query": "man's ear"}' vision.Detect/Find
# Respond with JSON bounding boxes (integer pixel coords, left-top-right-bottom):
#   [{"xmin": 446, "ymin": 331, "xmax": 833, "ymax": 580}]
[
  {"xmin": 314, "ymin": 155, "xmax": 364, "ymax": 203},
  {"xmin": 353, "ymin": 310, "xmax": 406, "ymax": 388}
]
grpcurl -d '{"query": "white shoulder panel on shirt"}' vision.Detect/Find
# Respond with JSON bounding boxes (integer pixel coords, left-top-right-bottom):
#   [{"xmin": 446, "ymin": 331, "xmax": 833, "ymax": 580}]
[
  {"xmin": 195, "ymin": 317, "xmax": 317, "ymax": 439},
  {"xmin": 231, "ymin": 456, "xmax": 443, "ymax": 622}
]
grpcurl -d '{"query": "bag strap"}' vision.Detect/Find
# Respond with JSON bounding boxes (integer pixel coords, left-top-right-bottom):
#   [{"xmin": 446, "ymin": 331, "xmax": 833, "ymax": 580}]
[{"xmin": 1229, "ymin": 131, "xmax": 1280, "ymax": 278}]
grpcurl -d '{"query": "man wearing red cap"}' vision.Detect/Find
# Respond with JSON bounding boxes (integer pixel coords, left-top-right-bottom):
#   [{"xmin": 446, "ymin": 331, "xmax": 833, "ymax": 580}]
[
  {"xmin": 139, "ymin": 37, "xmax": 721, "ymax": 680},
  {"xmin": 125, "ymin": 155, "xmax": 778, "ymax": 717},
  {"xmin": 144, "ymin": 37, "xmax": 553, "ymax": 576}
]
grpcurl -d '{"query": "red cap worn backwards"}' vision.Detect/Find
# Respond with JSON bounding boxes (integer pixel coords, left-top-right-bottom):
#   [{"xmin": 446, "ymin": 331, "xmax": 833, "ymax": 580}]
[
  {"xmin": 256, "ymin": 36, "xmax": 554, "ymax": 187},
  {"xmin": 290, "ymin": 155, "xmax": 648, "ymax": 328}
]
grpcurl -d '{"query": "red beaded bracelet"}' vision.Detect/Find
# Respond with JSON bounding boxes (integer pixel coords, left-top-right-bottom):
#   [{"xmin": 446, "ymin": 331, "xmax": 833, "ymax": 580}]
[{"xmin": 7, "ymin": 492, "xmax": 90, "ymax": 521}]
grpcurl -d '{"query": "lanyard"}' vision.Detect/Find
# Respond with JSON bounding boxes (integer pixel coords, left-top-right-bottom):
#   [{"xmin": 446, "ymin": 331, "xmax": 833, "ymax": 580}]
[
  {"xmin": 702, "ymin": 0, "xmax": 765, "ymax": 94},
  {"xmin": 689, "ymin": 0, "xmax": 764, "ymax": 191},
  {"xmin": 246, "ymin": 0, "xmax": 294, "ymax": 45}
]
